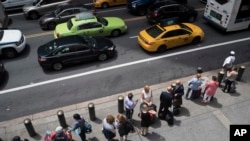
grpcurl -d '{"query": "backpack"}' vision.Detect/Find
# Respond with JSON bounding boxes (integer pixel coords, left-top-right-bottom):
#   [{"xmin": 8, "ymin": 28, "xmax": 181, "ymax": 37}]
[
  {"xmin": 84, "ymin": 120, "xmax": 92, "ymax": 134},
  {"xmin": 53, "ymin": 133, "xmax": 69, "ymax": 141}
]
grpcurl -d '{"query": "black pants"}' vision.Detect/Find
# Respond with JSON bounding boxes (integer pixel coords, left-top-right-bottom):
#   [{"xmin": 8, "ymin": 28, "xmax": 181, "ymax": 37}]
[
  {"xmin": 79, "ymin": 132, "xmax": 86, "ymax": 141},
  {"xmin": 223, "ymin": 79, "xmax": 233, "ymax": 92},
  {"xmin": 125, "ymin": 107, "xmax": 134, "ymax": 120}
]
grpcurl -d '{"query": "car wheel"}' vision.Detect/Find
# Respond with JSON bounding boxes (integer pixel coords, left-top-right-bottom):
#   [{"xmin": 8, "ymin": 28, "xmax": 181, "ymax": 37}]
[
  {"xmin": 138, "ymin": 8, "xmax": 146, "ymax": 16},
  {"xmin": 111, "ymin": 29, "xmax": 121, "ymax": 37},
  {"xmin": 98, "ymin": 53, "xmax": 108, "ymax": 61},
  {"xmin": 192, "ymin": 37, "xmax": 201, "ymax": 44},
  {"xmin": 47, "ymin": 22, "xmax": 56, "ymax": 30},
  {"xmin": 2, "ymin": 48, "xmax": 17, "ymax": 58},
  {"xmin": 52, "ymin": 63, "xmax": 63, "ymax": 71},
  {"xmin": 29, "ymin": 11, "xmax": 39, "ymax": 20},
  {"xmin": 157, "ymin": 45, "xmax": 167, "ymax": 53},
  {"xmin": 188, "ymin": 15, "xmax": 196, "ymax": 22},
  {"xmin": 102, "ymin": 3, "xmax": 109, "ymax": 8}
]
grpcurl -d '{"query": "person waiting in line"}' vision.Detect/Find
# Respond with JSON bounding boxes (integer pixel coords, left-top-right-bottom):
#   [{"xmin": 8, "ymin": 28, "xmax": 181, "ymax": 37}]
[
  {"xmin": 222, "ymin": 51, "xmax": 236, "ymax": 73},
  {"xmin": 172, "ymin": 80, "xmax": 184, "ymax": 109},
  {"xmin": 124, "ymin": 92, "xmax": 138, "ymax": 121},
  {"xmin": 201, "ymin": 76, "xmax": 219, "ymax": 104},
  {"xmin": 102, "ymin": 115, "xmax": 117, "ymax": 141},
  {"xmin": 186, "ymin": 73, "xmax": 203, "ymax": 100},
  {"xmin": 139, "ymin": 104, "xmax": 151, "ymax": 136},
  {"xmin": 50, "ymin": 126, "xmax": 72, "ymax": 141},
  {"xmin": 223, "ymin": 66, "xmax": 238, "ymax": 93},
  {"xmin": 116, "ymin": 114, "xmax": 132, "ymax": 141}
]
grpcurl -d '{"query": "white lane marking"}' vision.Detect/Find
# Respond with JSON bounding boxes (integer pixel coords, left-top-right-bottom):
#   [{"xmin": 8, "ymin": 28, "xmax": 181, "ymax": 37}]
[
  {"xmin": 129, "ymin": 36, "xmax": 138, "ymax": 39},
  {"xmin": 0, "ymin": 37, "xmax": 250, "ymax": 95}
]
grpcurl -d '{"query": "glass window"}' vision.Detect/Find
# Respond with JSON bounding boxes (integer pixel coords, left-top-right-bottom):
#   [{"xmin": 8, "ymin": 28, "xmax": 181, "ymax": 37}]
[
  {"xmin": 78, "ymin": 23, "xmax": 91, "ymax": 30},
  {"xmin": 60, "ymin": 10, "xmax": 73, "ymax": 16},
  {"xmin": 215, "ymin": 0, "xmax": 228, "ymax": 5},
  {"xmin": 145, "ymin": 25, "xmax": 165, "ymax": 38}
]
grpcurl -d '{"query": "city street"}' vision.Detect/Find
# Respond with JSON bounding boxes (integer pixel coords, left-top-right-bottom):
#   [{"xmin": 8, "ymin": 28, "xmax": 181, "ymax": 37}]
[{"xmin": 0, "ymin": 0, "xmax": 250, "ymax": 122}]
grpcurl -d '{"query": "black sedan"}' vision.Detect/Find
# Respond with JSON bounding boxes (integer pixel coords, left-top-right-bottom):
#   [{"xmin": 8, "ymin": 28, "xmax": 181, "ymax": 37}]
[
  {"xmin": 37, "ymin": 35, "xmax": 116, "ymax": 70},
  {"xmin": 146, "ymin": 3, "xmax": 198, "ymax": 24},
  {"xmin": 39, "ymin": 4, "xmax": 96, "ymax": 30}
]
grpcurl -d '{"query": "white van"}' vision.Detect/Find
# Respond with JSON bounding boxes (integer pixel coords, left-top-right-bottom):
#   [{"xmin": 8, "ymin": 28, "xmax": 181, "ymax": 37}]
[{"xmin": 2, "ymin": 0, "xmax": 34, "ymax": 11}]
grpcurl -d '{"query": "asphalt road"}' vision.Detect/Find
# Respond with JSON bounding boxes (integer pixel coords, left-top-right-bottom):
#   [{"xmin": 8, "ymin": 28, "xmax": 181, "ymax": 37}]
[{"xmin": 0, "ymin": 1, "xmax": 250, "ymax": 122}]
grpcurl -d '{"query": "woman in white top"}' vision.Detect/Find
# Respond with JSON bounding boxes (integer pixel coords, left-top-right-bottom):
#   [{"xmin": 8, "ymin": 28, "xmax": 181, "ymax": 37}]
[{"xmin": 141, "ymin": 85, "xmax": 153, "ymax": 107}]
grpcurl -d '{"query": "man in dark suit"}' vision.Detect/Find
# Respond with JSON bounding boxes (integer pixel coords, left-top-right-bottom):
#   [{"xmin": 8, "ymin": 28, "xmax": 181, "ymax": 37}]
[{"xmin": 159, "ymin": 86, "xmax": 173, "ymax": 114}]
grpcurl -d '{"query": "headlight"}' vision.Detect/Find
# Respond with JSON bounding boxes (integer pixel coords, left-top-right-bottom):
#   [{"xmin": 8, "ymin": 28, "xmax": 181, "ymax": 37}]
[
  {"xmin": 107, "ymin": 46, "xmax": 115, "ymax": 51},
  {"xmin": 132, "ymin": 3, "xmax": 136, "ymax": 8}
]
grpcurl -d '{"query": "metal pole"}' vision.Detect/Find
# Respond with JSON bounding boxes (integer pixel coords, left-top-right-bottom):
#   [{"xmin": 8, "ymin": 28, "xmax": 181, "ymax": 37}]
[
  {"xmin": 23, "ymin": 118, "xmax": 36, "ymax": 137},
  {"xmin": 118, "ymin": 95, "xmax": 124, "ymax": 113},
  {"xmin": 57, "ymin": 110, "xmax": 67, "ymax": 128},
  {"xmin": 88, "ymin": 103, "xmax": 96, "ymax": 121},
  {"xmin": 236, "ymin": 66, "xmax": 245, "ymax": 81},
  {"xmin": 217, "ymin": 70, "xmax": 225, "ymax": 87}
]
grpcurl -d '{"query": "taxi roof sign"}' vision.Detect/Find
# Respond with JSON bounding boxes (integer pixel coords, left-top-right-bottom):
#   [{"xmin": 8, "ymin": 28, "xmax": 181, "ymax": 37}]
[{"xmin": 75, "ymin": 12, "xmax": 95, "ymax": 21}]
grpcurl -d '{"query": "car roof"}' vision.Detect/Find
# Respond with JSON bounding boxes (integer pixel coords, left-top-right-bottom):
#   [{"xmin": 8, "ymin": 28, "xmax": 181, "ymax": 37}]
[
  {"xmin": 55, "ymin": 35, "xmax": 85, "ymax": 46},
  {"xmin": 149, "ymin": 0, "xmax": 178, "ymax": 10}
]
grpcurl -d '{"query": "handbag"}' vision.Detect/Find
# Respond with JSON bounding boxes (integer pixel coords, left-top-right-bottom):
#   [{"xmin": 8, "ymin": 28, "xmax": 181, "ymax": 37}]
[{"xmin": 74, "ymin": 127, "xmax": 81, "ymax": 135}]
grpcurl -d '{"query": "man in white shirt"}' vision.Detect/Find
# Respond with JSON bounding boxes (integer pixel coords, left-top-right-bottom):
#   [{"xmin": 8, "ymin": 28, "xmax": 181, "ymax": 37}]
[{"xmin": 222, "ymin": 51, "xmax": 236, "ymax": 72}]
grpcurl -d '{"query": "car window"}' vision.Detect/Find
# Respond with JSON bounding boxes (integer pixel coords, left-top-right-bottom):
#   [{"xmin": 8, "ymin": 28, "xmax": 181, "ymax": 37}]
[
  {"xmin": 73, "ymin": 9, "xmax": 81, "ymax": 14},
  {"xmin": 60, "ymin": 9, "xmax": 74, "ymax": 16},
  {"xmin": 179, "ymin": 23, "xmax": 193, "ymax": 32},
  {"xmin": 75, "ymin": 45, "xmax": 90, "ymax": 52},
  {"xmin": 56, "ymin": 46, "xmax": 75, "ymax": 55},
  {"xmin": 78, "ymin": 23, "xmax": 91, "ymax": 30},
  {"xmin": 146, "ymin": 25, "xmax": 165, "ymax": 38},
  {"xmin": 89, "ymin": 22, "xmax": 102, "ymax": 28},
  {"xmin": 96, "ymin": 16, "xmax": 108, "ymax": 26},
  {"xmin": 162, "ymin": 30, "xmax": 179, "ymax": 38},
  {"xmin": 179, "ymin": 5, "xmax": 187, "ymax": 12},
  {"xmin": 67, "ymin": 19, "xmax": 74, "ymax": 30}
]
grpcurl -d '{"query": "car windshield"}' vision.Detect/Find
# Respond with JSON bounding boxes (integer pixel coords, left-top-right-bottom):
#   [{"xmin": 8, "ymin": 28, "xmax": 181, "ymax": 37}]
[
  {"xmin": 83, "ymin": 36, "xmax": 97, "ymax": 48},
  {"xmin": 39, "ymin": 41, "xmax": 59, "ymax": 56},
  {"xmin": 179, "ymin": 23, "xmax": 193, "ymax": 32},
  {"xmin": 146, "ymin": 25, "xmax": 165, "ymax": 38},
  {"xmin": 0, "ymin": 31, "xmax": 3, "ymax": 41},
  {"xmin": 96, "ymin": 16, "xmax": 108, "ymax": 26},
  {"xmin": 33, "ymin": 0, "xmax": 41, "ymax": 6},
  {"xmin": 67, "ymin": 19, "xmax": 74, "ymax": 30}
]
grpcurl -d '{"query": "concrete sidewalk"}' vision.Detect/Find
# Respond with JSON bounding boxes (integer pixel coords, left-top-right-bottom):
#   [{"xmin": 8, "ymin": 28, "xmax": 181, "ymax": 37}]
[{"xmin": 1, "ymin": 62, "xmax": 250, "ymax": 141}]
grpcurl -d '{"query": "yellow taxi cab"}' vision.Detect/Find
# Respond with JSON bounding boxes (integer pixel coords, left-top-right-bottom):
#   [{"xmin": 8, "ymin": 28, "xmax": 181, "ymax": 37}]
[
  {"xmin": 137, "ymin": 23, "xmax": 205, "ymax": 53},
  {"xmin": 93, "ymin": 0, "xmax": 127, "ymax": 8}
]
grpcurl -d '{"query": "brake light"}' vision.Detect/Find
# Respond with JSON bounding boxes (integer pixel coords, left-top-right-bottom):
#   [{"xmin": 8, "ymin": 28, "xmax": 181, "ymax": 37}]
[
  {"xmin": 145, "ymin": 41, "xmax": 155, "ymax": 45},
  {"xmin": 153, "ymin": 13, "xmax": 158, "ymax": 17},
  {"xmin": 39, "ymin": 58, "xmax": 47, "ymax": 62}
]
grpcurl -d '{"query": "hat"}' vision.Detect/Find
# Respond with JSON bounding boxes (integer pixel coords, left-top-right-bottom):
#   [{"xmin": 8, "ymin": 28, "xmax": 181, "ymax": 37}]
[
  {"xmin": 55, "ymin": 126, "xmax": 63, "ymax": 133},
  {"xmin": 230, "ymin": 51, "xmax": 235, "ymax": 55}
]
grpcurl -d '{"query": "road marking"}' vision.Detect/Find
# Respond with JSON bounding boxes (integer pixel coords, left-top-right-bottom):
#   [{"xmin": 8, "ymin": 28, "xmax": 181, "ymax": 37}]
[
  {"xmin": 0, "ymin": 37, "xmax": 250, "ymax": 95},
  {"xmin": 212, "ymin": 110, "xmax": 231, "ymax": 130},
  {"xmin": 129, "ymin": 36, "xmax": 138, "ymax": 39}
]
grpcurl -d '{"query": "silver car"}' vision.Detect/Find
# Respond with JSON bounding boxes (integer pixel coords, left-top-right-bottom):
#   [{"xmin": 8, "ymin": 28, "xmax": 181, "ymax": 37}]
[{"xmin": 23, "ymin": 0, "xmax": 70, "ymax": 20}]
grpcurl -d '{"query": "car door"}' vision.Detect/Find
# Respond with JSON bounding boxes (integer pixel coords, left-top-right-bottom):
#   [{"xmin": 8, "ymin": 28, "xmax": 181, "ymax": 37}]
[
  {"xmin": 162, "ymin": 5, "xmax": 179, "ymax": 20},
  {"xmin": 160, "ymin": 29, "xmax": 190, "ymax": 48},
  {"xmin": 77, "ymin": 23, "xmax": 91, "ymax": 36},
  {"xmin": 87, "ymin": 22, "xmax": 104, "ymax": 36}
]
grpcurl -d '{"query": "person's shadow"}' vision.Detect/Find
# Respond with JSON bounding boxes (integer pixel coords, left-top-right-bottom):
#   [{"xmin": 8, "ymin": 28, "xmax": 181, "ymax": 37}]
[{"xmin": 145, "ymin": 131, "xmax": 166, "ymax": 140}]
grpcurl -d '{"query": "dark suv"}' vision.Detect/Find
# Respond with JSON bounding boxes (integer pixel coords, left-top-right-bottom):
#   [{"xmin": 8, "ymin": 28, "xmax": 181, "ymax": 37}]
[
  {"xmin": 39, "ymin": 4, "xmax": 95, "ymax": 30},
  {"xmin": 127, "ymin": 0, "xmax": 187, "ymax": 16},
  {"xmin": 146, "ymin": 3, "xmax": 198, "ymax": 24}
]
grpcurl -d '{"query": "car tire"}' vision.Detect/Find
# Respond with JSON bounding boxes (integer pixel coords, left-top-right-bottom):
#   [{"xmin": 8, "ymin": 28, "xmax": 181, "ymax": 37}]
[
  {"xmin": 102, "ymin": 3, "xmax": 109, "ymax": 8},
  {"xmin": 52, "ymin": 62, "xmax": 63, "ymax": 71},
  {"xmin": 157, "ymin": 45, "xmax": 167, "ymax": 53},
  {"xmin": 111, "ymin": 29, "xmax": 121, "ymax": 37},
  {"xmin": 29, "ymin": 11, "xmax": 39, "ymax": 20},
  {"xmin": 188, "ymin": 15, "xmax": 196, "ymax": 22},
  {"xmin": 2, "ymin": 48, "xmax": 17, "ymax": 58},
  {"xmin": 47, "ymin": 22, "xmax": 56, "ymax": 30},
  {"xmin": 192, "ymin": 37, "xmax": 201, "ymax": 44},
  {"xmin": 98, "ymin": 53, "xmax": 108, "ymax": 61}
]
